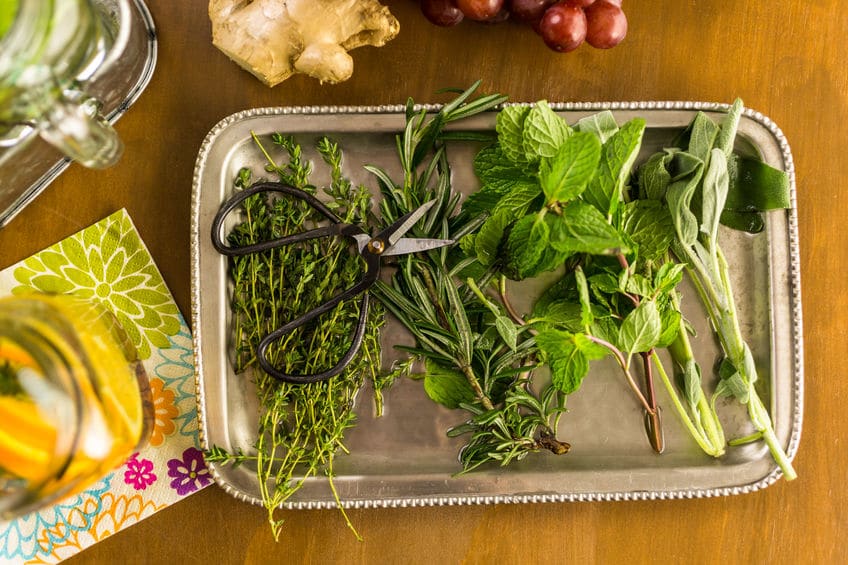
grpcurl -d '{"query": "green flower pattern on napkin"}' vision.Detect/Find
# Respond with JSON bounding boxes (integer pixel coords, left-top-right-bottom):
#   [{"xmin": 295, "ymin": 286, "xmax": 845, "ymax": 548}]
[{"xmin": 9, "ymin": 211, "xmax": 181, "ymax": 359}]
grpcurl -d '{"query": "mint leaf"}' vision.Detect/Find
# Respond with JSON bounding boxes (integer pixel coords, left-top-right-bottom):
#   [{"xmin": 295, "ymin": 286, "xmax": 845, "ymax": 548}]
[
  {"xmin": 491, "ymin": 180, "xmax": 543, "ymax": 221},
  {"xmin": 575, "ymin": 110, "xmax": 619, "ymax": 143},
  {"xmin": 522, "ymin": 100, "xmax": 572, "ymax": 162},
  {"xmin": 617, "ymin": 300, "xmax": 662, "ymax": 356},
  {"xmin": 539, "ymin": 132, "xmax": 602, "ymax": 204},
  {"xmin": 423, "ymin": 359, "xmax": 475, "ymax": 409},
  {"xmin": 503, "ymin": 212, "xmax": 549, "ymax": 279},
  {"xmin": 583, "ymin": 118, "xmax": 646, "ymax": 217},
  {"xmin": 656, "ymin": 304, "xmax": 681, "ymax": 349},
  {"xmin": 496, "ymin": 106, "xmax": 531, "ymax": 165},
  {"xmin": 475, "ymin": 211, "xmax": 510, "ymax": 267},
  {"xmin": 574, "ymin": 267, "xmax": 593, "ymax": 327},
  {"xmin": 653, "ymin": 262, "xmax": 685, "ymax": 295},
  {"xmin": 622, "ymin": 199, "xmax": 675, "ymax": 261},
  {"xmin": 549, "ymin": 201, "xmax": 628, "ymax": 255},
  {"xmin": 536, "ymin": 330, "xmax": 606, "ymax": 394}
]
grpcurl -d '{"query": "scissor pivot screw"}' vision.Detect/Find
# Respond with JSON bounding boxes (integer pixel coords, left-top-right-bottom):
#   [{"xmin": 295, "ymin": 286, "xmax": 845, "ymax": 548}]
[{"xmin": 368, "ymin": 238, "xmax": 386, "ymax": 254}]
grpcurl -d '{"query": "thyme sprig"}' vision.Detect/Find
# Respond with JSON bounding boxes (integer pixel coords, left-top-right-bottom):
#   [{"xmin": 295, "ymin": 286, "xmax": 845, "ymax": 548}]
[{"xmin": 206, "ymin": 133, "xmax": 384, "ymax": 539}]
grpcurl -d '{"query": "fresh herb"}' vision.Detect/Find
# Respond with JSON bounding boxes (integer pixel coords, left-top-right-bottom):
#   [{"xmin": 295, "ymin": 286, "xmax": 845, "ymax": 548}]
[
  {"xmin": 636, "ymin": 99, "xmax": 797, "ymax": 479},
  {"xmin": 206, "ymin": 133, "xmax": 384, "ymax": 538},
  {"xmin": 459, "ymin": 100, "xmax": 726, "ymax": 456},
  {"xmin": 369, "ymin": 83, "xmax": 572, "ymax": 472}
]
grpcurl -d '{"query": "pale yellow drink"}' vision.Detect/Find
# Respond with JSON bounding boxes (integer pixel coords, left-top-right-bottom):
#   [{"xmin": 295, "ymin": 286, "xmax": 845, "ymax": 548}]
[{"xmin": 0, "ymin": 293, "xmax": 152, "ymax": 519}]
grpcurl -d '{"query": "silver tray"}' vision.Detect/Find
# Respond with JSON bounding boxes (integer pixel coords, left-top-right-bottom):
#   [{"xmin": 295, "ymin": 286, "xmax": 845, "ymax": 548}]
[
  {"xmin": 0, "ymin": 0, "xmax": 157, "ymax": 228},
  {"xmin": 190, "ymin": 101, "xmax": 803, "ymax": 508}
]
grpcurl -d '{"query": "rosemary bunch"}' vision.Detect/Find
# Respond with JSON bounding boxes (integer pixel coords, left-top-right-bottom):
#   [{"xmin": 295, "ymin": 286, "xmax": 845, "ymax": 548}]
[
  {"xmin": 369, "ymin": 83, "xmax": 571, "ymax": 472},
  {"xmin": 206, "ymin": 134, "xmax": 383, "ymax": 539}
]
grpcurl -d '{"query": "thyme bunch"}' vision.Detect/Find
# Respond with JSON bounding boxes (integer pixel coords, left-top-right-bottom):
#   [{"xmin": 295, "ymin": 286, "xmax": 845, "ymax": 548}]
[{"xmin": 206, "ymin": 133, "xmax": 384, "ymax": 539}]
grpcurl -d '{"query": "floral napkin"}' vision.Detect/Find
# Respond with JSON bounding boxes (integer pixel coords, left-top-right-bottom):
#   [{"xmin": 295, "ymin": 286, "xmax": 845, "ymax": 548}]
[{"xmin": 0, "ymin": 209, "xmax": 208, "ymax": 564}]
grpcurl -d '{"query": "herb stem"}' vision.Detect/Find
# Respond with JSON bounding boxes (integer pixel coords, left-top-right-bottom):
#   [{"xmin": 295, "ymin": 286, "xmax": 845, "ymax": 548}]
[{"xmin": 585, "ymin": 334, "xmax": 654, "ymax": 414}]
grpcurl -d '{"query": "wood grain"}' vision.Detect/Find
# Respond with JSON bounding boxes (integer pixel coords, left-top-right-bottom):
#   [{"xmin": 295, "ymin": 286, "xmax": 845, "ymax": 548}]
[{"xmin": 0, "ymin": 0, "xmax": 844, "ymax": 562}]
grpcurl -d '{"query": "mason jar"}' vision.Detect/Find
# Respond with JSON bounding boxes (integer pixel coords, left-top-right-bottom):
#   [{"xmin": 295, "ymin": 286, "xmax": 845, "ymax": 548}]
[{"xmin": 0, "ymin": 292, "xmax": 153, "ymax": 519}]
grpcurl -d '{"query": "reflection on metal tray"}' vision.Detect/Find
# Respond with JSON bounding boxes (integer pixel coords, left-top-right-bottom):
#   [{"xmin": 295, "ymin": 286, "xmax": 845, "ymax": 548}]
[
  {"xmin": 190, "ymin": 102, "xmax": 803, "ymax": 509},
  {"xmin": 0, "ymin": 0, "xmax": 157, "ymax": 228}
]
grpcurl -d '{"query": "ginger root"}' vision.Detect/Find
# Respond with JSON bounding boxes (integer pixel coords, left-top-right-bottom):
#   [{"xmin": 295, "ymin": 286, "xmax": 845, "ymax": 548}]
[{"xmin": 209, "ymin": 0, "xmax": 400, "ymax": 86}]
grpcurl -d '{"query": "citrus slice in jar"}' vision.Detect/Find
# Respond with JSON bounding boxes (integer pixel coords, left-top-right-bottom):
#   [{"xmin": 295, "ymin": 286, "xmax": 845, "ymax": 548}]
[{"xmin": 0, "ymin": 395, "xmax": 58, "ymax": 482}]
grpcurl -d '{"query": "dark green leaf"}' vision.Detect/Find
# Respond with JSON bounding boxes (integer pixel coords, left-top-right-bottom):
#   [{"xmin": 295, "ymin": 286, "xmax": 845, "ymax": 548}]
[
  {"xmin": 502, "ymin": 212, "xmax": 549, "ymax": 279},
  {"xmin": 423, "ymin": 359, "xmax": 475, "ymax": 409},
  {"xmin": 475, "ymin": 211, "xmax": 510, "ymax": 267},
  {"xmin": 535, "ymin": 329, "xmax": 590, "ymax": 395},
  {"xmin": 549, "ymin": 201, "xmax": 628, "ymax": 255},
  {"xmin": 622, "ymin": 199, "xmax": 675, "ymax": 261},
  {"xmin": 539, "ymin": 132, "xmax": 602, "ymax": 204}
]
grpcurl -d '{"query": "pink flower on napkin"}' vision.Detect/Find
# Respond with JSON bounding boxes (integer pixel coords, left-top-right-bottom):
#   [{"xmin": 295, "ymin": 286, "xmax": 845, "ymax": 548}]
[
  {"xmin": 123, "ymin": 453, "xmax": 157, "ymax": 490},
  {"xmin": 167, "ymin": 447, "xmax": 211, "ymax": 495}
]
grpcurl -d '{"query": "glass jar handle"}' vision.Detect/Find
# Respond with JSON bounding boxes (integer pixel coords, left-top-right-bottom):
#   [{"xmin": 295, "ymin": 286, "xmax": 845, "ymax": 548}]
[{"xmin": 37, "ymin": 89, "xmax": 123, "ymax": 169}]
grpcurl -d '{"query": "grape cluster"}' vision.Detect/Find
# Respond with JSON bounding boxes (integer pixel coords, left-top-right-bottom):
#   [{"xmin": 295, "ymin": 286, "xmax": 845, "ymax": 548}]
[{"xmin": 420, "ymin": 0, "xmax": 627, "ymax": 53}]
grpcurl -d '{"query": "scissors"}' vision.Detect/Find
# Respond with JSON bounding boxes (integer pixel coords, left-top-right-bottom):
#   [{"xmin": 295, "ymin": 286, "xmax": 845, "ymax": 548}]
[{"xmin": 211, "ymin": 181, "xmax": 452, "ymax": 384}]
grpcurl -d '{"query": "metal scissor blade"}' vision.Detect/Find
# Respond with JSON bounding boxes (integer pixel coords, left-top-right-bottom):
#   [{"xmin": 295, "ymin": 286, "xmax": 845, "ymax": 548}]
[
  {"xmin": 381, "ymin": 237, "xmax": 453, "ymax": 256},
  {"xmin": 378, "ymin": 200, "xmax": 437, "ymax": 249},
  {"xmin": 352, "ymin": 234, "xmax": 453, "ymax": 256}
]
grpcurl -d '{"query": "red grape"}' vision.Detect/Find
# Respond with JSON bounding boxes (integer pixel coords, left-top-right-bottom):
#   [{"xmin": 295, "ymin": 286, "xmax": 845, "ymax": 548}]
[
  {"xmin": 509, "ymin": 0, "xmax": 554, "ymax": 22},
  {"xmin": 421, "ymin": 0, "xmax": 465, "ymax": 27},
  {"xmin": 456, "ymin": 0, "xmax": 505, "ymax": 21},
  {"xmin": 584, "ymin": 0, "xmax": 627, "ymax": 49},
  {"xmin": 538, "ymin": 2, "xmax": 587, "ymax": 52}
]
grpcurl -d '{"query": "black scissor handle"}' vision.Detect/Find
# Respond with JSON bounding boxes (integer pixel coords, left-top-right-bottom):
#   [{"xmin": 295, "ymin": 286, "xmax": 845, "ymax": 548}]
[
  {"xmin": 256, "ymin": 251, "xmax": 381, "ymax": 383},
  {"xmin": 211, "ymin": 181, "xmax": 363, "ymax": 256}
]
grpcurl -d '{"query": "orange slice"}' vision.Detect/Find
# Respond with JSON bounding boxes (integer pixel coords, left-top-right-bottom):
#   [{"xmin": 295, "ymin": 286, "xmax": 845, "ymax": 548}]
[{"xmin": 0, "ymin": 397, "xmax": 56, "ymax": 482}]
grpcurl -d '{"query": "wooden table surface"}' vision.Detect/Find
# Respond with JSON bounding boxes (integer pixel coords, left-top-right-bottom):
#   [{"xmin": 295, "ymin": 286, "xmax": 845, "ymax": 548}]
[{"xmin": 1, "ymin": 0, "xmax": 844, "ymax": 563}]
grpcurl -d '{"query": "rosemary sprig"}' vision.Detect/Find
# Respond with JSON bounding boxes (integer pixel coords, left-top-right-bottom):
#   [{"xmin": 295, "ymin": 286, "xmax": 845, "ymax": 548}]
[
  {"xmin": 369, "ymin": 82, "xmax": 571, "ymax": 472},
  {"xmin": 207, "ymin": 133, "xmax": 384, "ymax": 539}
]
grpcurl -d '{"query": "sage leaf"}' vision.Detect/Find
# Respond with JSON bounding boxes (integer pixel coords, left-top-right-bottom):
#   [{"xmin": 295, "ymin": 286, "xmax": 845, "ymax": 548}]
[
  {"xmin": 618, "ymin": 300, "xmax": 662, "ymax": 357},
  {"xmin": 522, "ymin": 100, "xmax": 572, "ymax": 161},
  {"xmin": 687, "ymin": 112, "xmax": 719, "ymax": 164},
  {"xmin": 539, "ymin": 132, "xmax": 602, "ymax": 204},
  {"xmin": 638, "ymin": 151, "xmax": 673, "ymax": 200},
  {"xmin": 666, "ymin": 162, "xmax": 704, "ymax": 247},
  {"xmin": 715, "ymin": 98, "xmax": 744, "ymax": 157},
  {"xmin": 575, "ymin": 110, "xmax": 620, "ymax": 144},
  {"xmin": 700, "ymin": 148, "xmax": 730, "ymax": 243}
]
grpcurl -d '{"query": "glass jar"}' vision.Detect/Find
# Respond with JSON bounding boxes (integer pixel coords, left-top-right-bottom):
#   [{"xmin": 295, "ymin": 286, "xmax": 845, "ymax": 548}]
[
  {"xmin": 0, "ymin": 293, "xmax": 152, "ymax": 520},
  {"xmin": 0, "ymin": 0, "xmax": 132, "ymax": 169}
]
